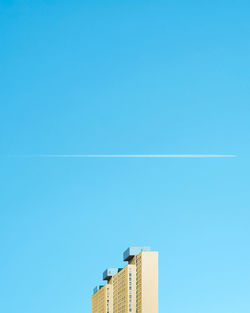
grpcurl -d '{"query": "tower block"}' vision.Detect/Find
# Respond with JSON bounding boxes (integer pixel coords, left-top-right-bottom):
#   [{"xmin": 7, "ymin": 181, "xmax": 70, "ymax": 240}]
[{"xmin": 92, "ymin": 247, "xmax": 158, "ymax": 313}]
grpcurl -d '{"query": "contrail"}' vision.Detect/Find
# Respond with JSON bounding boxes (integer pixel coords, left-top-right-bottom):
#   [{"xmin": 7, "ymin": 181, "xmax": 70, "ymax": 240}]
[{"xmin": 8, "ymin": 154, "xmax": 237, "ymax": 158}]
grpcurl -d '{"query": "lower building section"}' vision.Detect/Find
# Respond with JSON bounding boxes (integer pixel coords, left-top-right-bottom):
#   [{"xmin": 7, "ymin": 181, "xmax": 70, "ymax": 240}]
[{"xmin": 92, "ymin": 284, "xmax": 113, "ymax": 313}]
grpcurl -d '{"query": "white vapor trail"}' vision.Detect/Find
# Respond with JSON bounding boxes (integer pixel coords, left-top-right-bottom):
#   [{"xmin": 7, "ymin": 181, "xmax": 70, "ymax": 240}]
[{"xmin": 9, "ymin": 154, "xmax": 237, "ymax": 158}]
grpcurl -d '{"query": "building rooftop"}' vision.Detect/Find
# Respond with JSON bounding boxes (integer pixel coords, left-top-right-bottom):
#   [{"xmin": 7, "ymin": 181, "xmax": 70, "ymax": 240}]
[
  {"xmin": 93, "ymin": 285, "xmax": 104, "ymax": 295},
  {"xmin": 123, "ymin": 246, "xmax": 150, "ymax": 261},
  {"xmin": 103, "ymin": 268, "xmax": 121, "ymax": 280}
]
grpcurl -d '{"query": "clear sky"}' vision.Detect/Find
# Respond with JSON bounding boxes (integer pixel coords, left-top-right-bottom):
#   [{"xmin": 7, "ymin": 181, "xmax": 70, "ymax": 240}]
[{"xmin": 0, "ymin": 1, "xmax": 250, "ymax": 313}]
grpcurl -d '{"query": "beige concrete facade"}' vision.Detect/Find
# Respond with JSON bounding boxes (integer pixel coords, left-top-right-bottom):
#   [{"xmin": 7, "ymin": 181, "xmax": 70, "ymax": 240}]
[
  {"xmin": 112, "ymin": 264, "xmax": 136, "ymax": 313},
  {"xmin": 136, "ymin": 252, "xmax": 158, "ymax": 313},
  {"xmin": 92, "ymin": 284, "xmax": 113, "ymax": 313},
  {"xmin": 92, "ymin": 247, "xmax": 158, "ymax": 313}
]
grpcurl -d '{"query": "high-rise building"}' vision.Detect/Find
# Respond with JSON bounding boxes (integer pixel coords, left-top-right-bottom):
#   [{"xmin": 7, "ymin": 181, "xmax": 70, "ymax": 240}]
[{"xmin": 92, "ymin": 247, "xmax": 158, "ymax": 313}]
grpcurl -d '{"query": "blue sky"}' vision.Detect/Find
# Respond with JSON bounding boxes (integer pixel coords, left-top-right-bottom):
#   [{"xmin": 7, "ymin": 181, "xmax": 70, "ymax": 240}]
[{"xmin": 0, "ymin": 1, "xmax": 250, "ymax": 313}]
